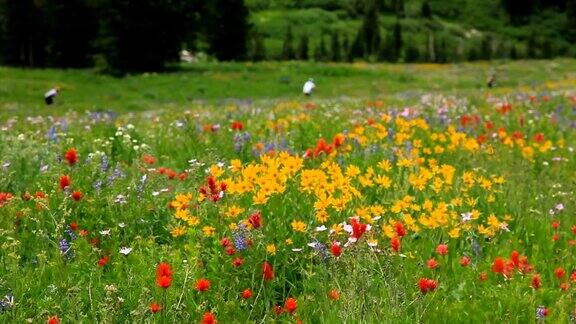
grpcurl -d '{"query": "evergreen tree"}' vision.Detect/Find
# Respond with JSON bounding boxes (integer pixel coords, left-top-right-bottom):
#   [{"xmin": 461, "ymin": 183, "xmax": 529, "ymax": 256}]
[
  {"xmin": 352, "ymin": 0, "xmax": 381, "ymax": 59},
  {"xmin": 0, "ymin": 0, "xmax": 48, "ymax": 67},
  {"xmin": 318, "ymin": 35, "xmax": 328, "ymax": 61},
  {"xmin": 205, "ymin": 0, "xmax": 250, "ymax": 61},
  {"xmin": 567, "ymin": 0, "xmax": 576, "ymax": 42},
  {"xmin": 395, "ymin": 0, "xmax": 405, "ymax": 18},
  {"xmin": 393, "ymin": 20, "xmax": 403, "ymax": 61},
  {"xmin": 421, "ymin": 1, "xmax": 432, "ymax": 19},
  {"xmin": 251, "ymin": 33, "xmax": 266, "ymax": 61},
  {"xmin": 330, "ymin": 32, "xmax": 341, "ymax": 62},
  {"xmin": 480, "ymin": 35, "xmax": 492, "ymax": 60},
  {"xmin": 342, "ymin": 35, "xmax": 352, "ymax": 62},
  {"xmin": 298, "ymin": 35, "xmax": 309, "ymax": 60},
  {"xmin": 526, "ymin": 30, "xmax": 537, "ymax": 59},
  {"xmin": 282, "ymin": 26, "xmax": 296, "ymax": 60},
  {"xmin": 97, "ymin": 0, "xmax": 190, "ymax": 72},
  {"xmin": 404, "ymin": 42, "xmax": 420, "ymax": 63},
  {"xmin": 44, "ymin": 0, "xmax": 98, "ymax": 67}
]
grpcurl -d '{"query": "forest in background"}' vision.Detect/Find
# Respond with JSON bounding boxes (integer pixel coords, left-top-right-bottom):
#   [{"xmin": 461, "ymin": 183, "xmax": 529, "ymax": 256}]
[{"xmin": 0, "ymin": 0, "xmax": 574, "ymax": 72}]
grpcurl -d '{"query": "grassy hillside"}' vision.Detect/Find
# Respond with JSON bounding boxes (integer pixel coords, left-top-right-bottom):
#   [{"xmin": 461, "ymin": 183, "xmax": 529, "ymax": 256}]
[{"xmin": 1, "ymin": 59, "xmax": 575, "ymax": 118}]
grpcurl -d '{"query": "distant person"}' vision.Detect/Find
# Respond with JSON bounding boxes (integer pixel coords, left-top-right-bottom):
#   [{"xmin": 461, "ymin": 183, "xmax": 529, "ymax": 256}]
[
  {"xmin": 44, "ymin": 87, "xmax": 60, "ymax": 105},
  {"xmin": 303, "ymin": 78, "xmax": 315, "ymax": 96},
  {"xmin": 487, "ymin": 73, "xmax": 496, "ymax": 88}
]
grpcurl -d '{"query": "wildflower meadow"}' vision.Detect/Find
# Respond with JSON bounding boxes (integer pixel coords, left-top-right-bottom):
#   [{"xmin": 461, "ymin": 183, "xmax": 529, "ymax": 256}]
[{"xmin": 1, "ymin": 62, "xmax": 576, "ymax": 323}]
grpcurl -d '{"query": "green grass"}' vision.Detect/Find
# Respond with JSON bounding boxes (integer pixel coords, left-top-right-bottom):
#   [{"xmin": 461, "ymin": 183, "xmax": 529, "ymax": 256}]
[{"xmin": 1, "ymin": 59, "xmax": 575, "ymax": 117}]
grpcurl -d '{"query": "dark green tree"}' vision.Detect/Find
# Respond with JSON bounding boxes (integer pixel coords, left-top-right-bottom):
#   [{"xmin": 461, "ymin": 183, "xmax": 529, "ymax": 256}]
[
  {"xmin": 567, "ymin": 0, "xmax": 576, "ymax": 42},
  {"xmin": 393, "ymin": 20, "xmax": 403, "ymax": 61},
  {"xmin": 0, "ymin": 0, "xmax": 47, "ymax": 66},
  {"xmin": 251, "ymin": 33, "xmax": 266, "ymax": 61},
  {"xmin": 314, "ymin": 35, "xmax": 328, "ymax": 61},
  {"xmin": 282, "ymin": 26, "xmax": 296, "ymax": 60},
  {"xmin": 421, "ymin": 1, "xmax": 432, "ymax": 19},
  {"xmin": 297, "ymin": 34, "xmax": 309, "ymax": 60},
  {"xmin": 480, "ymin": 35, "xmax": 492, "ymax": 60},
  {"xmin": 404, "ymin": 42, "xmax": 420, "ymax": 62},
  {"xmin": 205, "ymin": 0, "xmax": 250, "ymax": 61},
  {"xmin": 330, "ymin": 32, "xmax": 341, "ymax": 62},
  {"xmin": 351, "ymin": 0, "xmax": 381, "ymax": 59},
  {"xmin": 44, "ymin": 0, "xmax": 98, "ymax": 67},
  {"xmin": 97, "ymin": 0, "xmax": 190, "ymax": 72},
  {"xmin": 395, "ymin": 0, "xmax": 405, "ymax": 18}
]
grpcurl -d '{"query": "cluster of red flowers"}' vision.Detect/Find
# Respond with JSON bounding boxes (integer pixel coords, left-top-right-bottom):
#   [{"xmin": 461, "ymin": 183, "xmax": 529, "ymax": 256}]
[
  {"xmin": 158, "ymin": 167, "xmax": 187, "ymax": 181},
  {"xmin": 231, "ymin": 120, "xmax": 244, "ymax": 131},
  {"xmin": 390, "ymin": 221, "xmax": 406, "ymax": 252},
  {"xmin": 418, "ymin": 278, "xmax": 438, "ymax": 294},
  {"xmin": 0, "ymin": 192, "xmax": 13, "ymax": 207},
  {"xmin": 350, "ymin": 217, "xmax": 367, "ymax": 240},
  {"xmin": 304, "ymin": 133, "xmax": 346, "ymax": 159},
  {"xmin": 262, "ymin": 261, "xmax": 274, "ymax": 281},
  {"xmin": 199, "ymin": 176, "xmax": 227, "ymax": 202},
  {"xmin": 58, "ymin": 175, "xmax": 83, "ymax": 201},
  {"xmin": 496, "ymin": 102, "xmax": 512, "ymax": 114},
  {"xmin": 491, "ymin": 250, "xmax": 533, "ymax": 278},
  {"xmin": 156, "ymin": 262, "xmax": 173, "ymax": 289}
]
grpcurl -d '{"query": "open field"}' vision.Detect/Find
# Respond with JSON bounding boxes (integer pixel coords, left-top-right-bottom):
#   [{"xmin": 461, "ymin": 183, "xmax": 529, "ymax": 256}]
[{"xmin": 0, "ymin": 60, "xmax": 576, "ymax": 323}]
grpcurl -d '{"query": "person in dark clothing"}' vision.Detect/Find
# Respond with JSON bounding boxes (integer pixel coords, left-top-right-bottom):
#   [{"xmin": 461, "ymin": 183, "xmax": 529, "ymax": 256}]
[{"xmin": 44, "ymin": 87, "xmax": 60, "ymax": 105}]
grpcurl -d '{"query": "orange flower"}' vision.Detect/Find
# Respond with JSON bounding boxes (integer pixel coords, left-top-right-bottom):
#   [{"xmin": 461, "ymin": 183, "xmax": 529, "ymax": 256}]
[
  {"xmin": 47, "ymin": 316, "xmax": 60, "ymax": 324},
  {"xmin": 328, "ymin": 289, "xmax": 340, "ymax": 300},
  {"xmin": 426, "ymin": 258, "xmax": 438, "ymax": 269},
  {"xmin": 390, "ymin": 237, "xmax": 401, "ymax": 252},
  {"xmin": 262, "ymin": 261, "xmax": 274, "ymax": 281},
  {"xmin": 531, "ymin": 274, "xmax": 541, "ymax": 289},
  {"xmin": 460, "ymin": 256, "xmax": 470, "ymax": 267},
  {"xmin": 435, "ymin": 244, "xmax": 448, "ymax": 256},
  {"xmin": 554, "ymin": 267, "xmax": 565, "ymax": 279}
]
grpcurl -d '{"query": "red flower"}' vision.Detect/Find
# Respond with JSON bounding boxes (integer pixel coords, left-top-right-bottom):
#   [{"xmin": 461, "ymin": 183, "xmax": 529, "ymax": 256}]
[
  {"xmin": 491, "ymin": 257, "xmax": 512, "ymax": 276},
  {"xmin": 390, "ymin": 237, "xmax": 401, "ymax": 252},
  {"xmin": 70, "ymin": 222, "xmax": 78, "ymax": 230},
  {"xmin": 195, "ymin": 278, "xmax": 211, "ymax": 292},
  {"xmin": 156, "ymin": 262, "xmax": 173, "ymax": 278},
  {"xmin": 560, "ymin": 282, "xmax": 569, "ymax": 291},
  {"xmin": 394, "ymin": 221, "xmax": 406, "ymax": 237},
  {"xmin": 350, "ymin": 217, "xmax": 367, "ymax": 240},
  {"xmin": 331, "ymin": 242, "xmax": 342, "ymax": 257},
  {"xmin": 551, "ymin": 219, "xmax": 560, "ymax": 229},
  {"xmin": 533, "ymin": 132, "xmax": 545, "ymax": 143},
  {"xmin": 47, "ymin": 316, "xmax": 60, "ymax": 324},
  {"xmin": 328, "ymin": 289, "xmax": 340, "ymax": 300},
  {"xmin": 142, "ymin": 155, "xmax": 156, "ymax": 165},
  {"xmin": 241, "ymin": 289, "xmax": 252, "ymax": 299},
  {"xmin": 418, "ymin": 278, "xmax": 438, "ymax": 293},
  {"xmin": 274, "ymin": 305, "xmax": 283, "ymax": 316},
  {"xmin": 248, "ymin": 211, "xmax": 262, "ymax": 229},
  {"xmin": 460, "ymin": 256, "xmax": 470, "ymax": 267},
  {"xmin": 552, "ymin": 233, "xmax": 560, "ymax": 241},
  {"xmin": 333, "ymin": 133, "xmax": 345, "ymax": 147},
  {"xmin": 485, "ymin": 121, "xmax": 494, "ymax": 130},
  {"xmin": 554, "ymin": 267, "xmax": 565, "ymax": 279},
  {"xmin": 150, "ymin": 302, "xmax": 161, "ymax": 313},
  {"xmin": 166, "ymin": 169, "xmax": 177, "ymax": 180},
  {"xmin": 426, "ymin": 258, "xmax": 438, "ymax": 270},
  {"xmin": 284, "ymin": 297, "xmax": 298, "ymax": 314},
  {"xmin": 531, "ymin": 274, "xmax": 541, "ymax": 289},
  {"xmin": 201, "ymin": 312, "xmax": 217, "ymax": 324},
  {"xmin": 571, "ymin": 225, "xmax": 576, "ymax": 234},
  {"xmin": 262, "ymin": 261, "xmax": 274, "ymax": 281},
  {"xmin": 59, "ymin": 175, "xmax": 71, "ymax": 190},
  {"xmin": 71, "ymin": 191, "xmax": 82, "ymax": 201},
  {"xmin": 156, "ymin": 275, "xmax": 172, "ymax": 289},
  {"xmin": 435, "ymin": 244, "xmax": 448, "ymax": 256},
  {"xmin": 225, "ymin": 246, "xmax": 235, "ymax": 256},
  {"xmin": 571, "ymin": 271, "xmax": 576, "ymax": 282},
  {"xmin": 178, "ymin": 172, "xmax": 187, "ymax": 181},
  {"xmin": 510, "ymin": 250, "xmax": 520, "ymax": 267},
  {"xmin": 231, "ymin": 120, "xmax": 244, "ymax": 131},
  {"xmin": 479, "ymin": 272, "xmax": 488, "ymax": 281},
  {"xmin": 232, "ymin": 258, "xmax": 243, "ymax": 267},
  {"xmin": 98, "ymin": 255, "xmax": 109, "ymax": 267},
  {"xmin": 221, "ymin": 237, "xmax": 231, "ymax": 247},
  {"xmin": 65, "ymin": 148, "xmax": 78, "ymax": 165}
]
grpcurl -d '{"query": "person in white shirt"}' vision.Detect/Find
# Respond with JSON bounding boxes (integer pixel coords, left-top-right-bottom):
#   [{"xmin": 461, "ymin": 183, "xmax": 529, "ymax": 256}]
[
  {"xmin": 303, "ymin": 78, "xmax": 315, "ymax": 96},
  {"xmin": 44, "ymin": 87, "xmax": 60, "ymax": 105}
]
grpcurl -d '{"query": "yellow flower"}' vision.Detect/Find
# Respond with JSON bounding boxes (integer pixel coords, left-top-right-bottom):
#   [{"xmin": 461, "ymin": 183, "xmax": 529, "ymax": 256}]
[
  {"xmin": 202, "ymin": 226, "xmax": 216, "ymax": 237},
  {"xmin": 285, "ymin": 238, "xmax": 293, "ymax": 245},
  {"xmin": 522, "ymin": 146, "xmax": 534, "ymax": 160},
  {"xmin": 331, "ymin": 223, "xmax": 343, "ymax": 235},
  {"xmin": 225, "ymin": 205, "xmax": 245, "ymax": 218},
  {"xmin": 170, "ymin": 226, "xmax": 186, "ymax": 237},
  {"xmin": 252, "ymin": 191, "xmax": 269, "ymax": 205},
  {"xmin": 315, "ymin": 209, "xmax": 329, "ymax": 223},
  {"xmin": 230, "ymin": 159, "xmax": 242, "ymax": 172},
  {"xmin": 375, "ymin": 175, "xmax": 392, "ymax": 188},
  {"xmin": 185, "ymin": 216, "xmax": 200, "ymax": 227},
  {"xmin": 266, "ymin": 244, "xmax": 276, "ymax": 255},
  {"xmin": 210, "ymin": 164, "xmax": 224, "ymax": 178},
  {"xmin": 291, "ymin": 220, "xmax": 307, "ymax": 232},
  {"xmin": 383, "ymin": 225, "xmax": 395, "ymax": 238},
  {"xmin": 229, "ymin": 223, "xmax": 238, "ymax": 230},
  {"xmin": 448, "ymin": 227, "xmax": 460, "ymax": 238},
  {"xmin": 377, "ymin": 159, "xmax": 392, "ymax": 172}
]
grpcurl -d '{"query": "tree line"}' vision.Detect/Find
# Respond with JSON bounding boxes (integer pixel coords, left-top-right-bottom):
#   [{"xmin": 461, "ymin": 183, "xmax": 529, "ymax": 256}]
[
  {"xmin": 0, "ymin": 0, "xmax": 249, "ymax": 72},
  {"xmin": 0, "ymin": 0, "xmax": 574, "ymax": 72}
]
